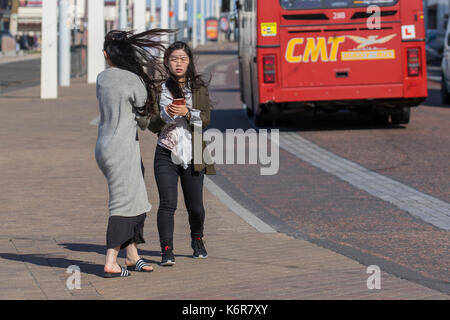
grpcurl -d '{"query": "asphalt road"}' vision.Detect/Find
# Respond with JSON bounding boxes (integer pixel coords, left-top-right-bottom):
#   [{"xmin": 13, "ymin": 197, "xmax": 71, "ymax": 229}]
[
  {"xmin": 0, "ymin": 58, "xmax": 40, "ymax": 95},
  {"xmin": 204, "ymin": 53, "xmax": 450, "ymax": 295}
]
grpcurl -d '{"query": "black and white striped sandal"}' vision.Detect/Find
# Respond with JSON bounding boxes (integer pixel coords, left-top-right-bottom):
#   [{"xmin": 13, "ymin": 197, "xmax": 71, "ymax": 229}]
[
  {"xmin": 104, "ymin": 265, "xmax": 130, "ymax": 278},
  {"xmin": 126, "ymin": 258, "xmax": 153, "ymax": 272}
]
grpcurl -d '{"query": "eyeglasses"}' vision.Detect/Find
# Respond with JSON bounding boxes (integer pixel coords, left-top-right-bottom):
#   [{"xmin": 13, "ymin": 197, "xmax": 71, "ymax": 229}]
[{"xmin": 169, "ymin": 56, "xmax": 189, "ymax": 64}]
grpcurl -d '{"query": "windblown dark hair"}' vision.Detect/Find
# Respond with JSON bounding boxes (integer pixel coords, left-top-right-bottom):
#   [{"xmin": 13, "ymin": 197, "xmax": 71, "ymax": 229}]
[
  {"xmin": 103, "ymin": 29, "xmax": 173, "ymax": 115},
  {"xmin": 163, "ymin": 41, "xmax": 210, "ymax": 100}
]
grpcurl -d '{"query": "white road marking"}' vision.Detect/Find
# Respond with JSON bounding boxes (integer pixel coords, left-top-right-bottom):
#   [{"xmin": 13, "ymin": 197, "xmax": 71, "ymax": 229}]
[
  {"xmin": 245, "ymin": 106, "xmax": 450, "ymax": 230},
  {"xmin": 272, "ymin": 131, "xmax": 450, "ymax": 231},
  {"xmin": 204, "ymin": 176, "xmax": 277, "ymax": 233}
]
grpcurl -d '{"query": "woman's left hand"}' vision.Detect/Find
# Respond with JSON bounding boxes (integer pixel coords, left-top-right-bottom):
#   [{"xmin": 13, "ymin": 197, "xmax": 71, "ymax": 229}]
[
  {"xmin": 167, "ymin": 104, "xmax": 189, "ymax": 117},
  {"xmin": 135, "ymin": 114, "xmax": 150, "ymax": 130}
]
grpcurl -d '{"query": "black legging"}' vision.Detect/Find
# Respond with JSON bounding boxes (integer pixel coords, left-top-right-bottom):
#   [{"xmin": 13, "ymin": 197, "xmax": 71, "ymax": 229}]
[{"xmin": 154, "ymin": 144, "xmax": 205, "ymax": 248}]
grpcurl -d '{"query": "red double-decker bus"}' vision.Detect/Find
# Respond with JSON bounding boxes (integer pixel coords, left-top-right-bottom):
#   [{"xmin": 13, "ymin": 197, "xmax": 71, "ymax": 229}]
[{"xmin": 236, "ymin": 0, "xmax": 427, "ymax": 126}]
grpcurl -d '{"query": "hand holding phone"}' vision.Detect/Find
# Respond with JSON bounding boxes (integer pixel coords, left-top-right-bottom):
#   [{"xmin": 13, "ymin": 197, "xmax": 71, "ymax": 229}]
[
  {"xmin": 172, "ymin": 98, "xmax": 186, "ymax": 105},
  {"xmin": 168, "ymin": 98, "xmax": 188, "ymax": 117}
]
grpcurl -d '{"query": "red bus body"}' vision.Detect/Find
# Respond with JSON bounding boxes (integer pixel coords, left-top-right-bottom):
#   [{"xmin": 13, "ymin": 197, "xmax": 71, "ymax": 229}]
[{"xmin": 237, "ymin": 0, "xmax": 428, "ymax": 125}]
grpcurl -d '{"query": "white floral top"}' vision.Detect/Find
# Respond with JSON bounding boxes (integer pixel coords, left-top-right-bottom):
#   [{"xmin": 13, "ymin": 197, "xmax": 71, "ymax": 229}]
[{"xmin": 158, "ymin": 82, "xmax": 202, "ymax": 169}]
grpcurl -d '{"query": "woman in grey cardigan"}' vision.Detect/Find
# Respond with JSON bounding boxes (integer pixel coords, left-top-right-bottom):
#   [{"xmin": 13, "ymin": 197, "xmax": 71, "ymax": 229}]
[{"xmin": 95, "ymin": 29, "xmax": 169, "ymax": 278}]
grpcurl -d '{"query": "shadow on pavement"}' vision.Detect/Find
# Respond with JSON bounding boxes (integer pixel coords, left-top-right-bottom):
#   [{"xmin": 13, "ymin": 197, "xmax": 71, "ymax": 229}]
[
  {"xmin": 0, "ymin": 252, "xmax": 104, "ymax": 277},
  {"xmin": 59, "ymin": 243, "xmax": 161, "ymax": 262},
  {"xmin": 59, "ymin": 243, "xmax": 194, "ymax": 262},
  {"xmin": 424, "ymin": 88, "xmax": 450, "ymax": 108},
  {"xmin": 208, "ymin": 108, "xmax": 407, "ymax": 133},
  {"xmin": 274, "ymin": 111, "xmax": 407, "ymax": 132},
  {"xmin": 0, "ymin": 241, "xmax": 194, "ymax": 278}
]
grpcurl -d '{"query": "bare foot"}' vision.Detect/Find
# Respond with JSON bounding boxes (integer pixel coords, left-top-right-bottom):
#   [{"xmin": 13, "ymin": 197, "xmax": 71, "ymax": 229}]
[
  {"xmin": 104, "ymin": 263, "xmax": 121, "ymax": 274},
  {"xmin": 125, "ymin": 257, "xmax": 153, "ymax": 272}
]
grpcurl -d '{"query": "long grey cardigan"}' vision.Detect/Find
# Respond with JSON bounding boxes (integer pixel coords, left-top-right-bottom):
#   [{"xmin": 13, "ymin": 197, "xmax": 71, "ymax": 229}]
[{"xmin": 95, "ymin": 67, "xmax": 152, "ymax": 217}]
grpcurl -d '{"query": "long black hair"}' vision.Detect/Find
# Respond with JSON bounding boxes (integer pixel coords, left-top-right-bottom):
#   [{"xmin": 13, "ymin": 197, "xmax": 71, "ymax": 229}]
[
  {"xmin": 103, "ymin": 29, "xmax": 172, "ymax": 115},
  {"xmin": 163, "ymin": 41, "xmax": 210, "ymax": 99}
]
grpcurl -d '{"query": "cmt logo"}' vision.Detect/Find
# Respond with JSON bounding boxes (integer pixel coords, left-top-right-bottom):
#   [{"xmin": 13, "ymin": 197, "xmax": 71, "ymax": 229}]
[{"xmin": 285, "ymin": 37, "xmax": 345, "ymax": 63}]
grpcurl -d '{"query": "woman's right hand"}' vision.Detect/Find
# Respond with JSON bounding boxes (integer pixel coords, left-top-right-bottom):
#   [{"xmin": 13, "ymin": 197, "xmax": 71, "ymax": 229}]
[
  {"xmin": 166, "ymin": 104, "xmax": 177, "ymax": 118},
  {"xmin": 167, "ymin": 103, "xmax": 188, "ymax": 117}
]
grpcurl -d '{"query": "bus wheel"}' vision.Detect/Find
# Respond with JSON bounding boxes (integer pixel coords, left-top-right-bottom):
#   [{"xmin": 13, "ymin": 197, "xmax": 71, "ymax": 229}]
[
  {"xmin": 391, "ymin": 107, "xmax": 410, "ymax": 125},
  {"xmin": 373, "ymin": 111, "xmax": 389, "ymax": 125},
  {"xmin": 441, "ymin": 75, "xmax": 450, "ymax": 105},
  {"xmin": 253, "ymin": 110, "xmax": 272, "ymax": 127},
  {"xmin": 246, "ymin": 104, "xmax": 254, "ymax": 117}
]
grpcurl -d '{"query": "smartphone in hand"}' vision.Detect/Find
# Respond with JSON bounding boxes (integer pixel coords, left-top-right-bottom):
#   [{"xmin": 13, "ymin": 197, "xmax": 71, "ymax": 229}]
[{"xmin": 172, "ymin": 98, "xmax": 186, "ymax": 105}]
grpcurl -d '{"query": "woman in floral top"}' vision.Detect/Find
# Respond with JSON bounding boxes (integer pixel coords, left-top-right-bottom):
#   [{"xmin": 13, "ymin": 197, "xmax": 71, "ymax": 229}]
[{"xmin": 152, "ymin": 41, "xmax": 214, "ymax": 266}]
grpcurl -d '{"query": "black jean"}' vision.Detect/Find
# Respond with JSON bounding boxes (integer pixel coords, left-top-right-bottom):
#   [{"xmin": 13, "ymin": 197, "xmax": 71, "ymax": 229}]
[{"xmin": 154, "ymin": 144, "xmax": 205, "ymax": 248}]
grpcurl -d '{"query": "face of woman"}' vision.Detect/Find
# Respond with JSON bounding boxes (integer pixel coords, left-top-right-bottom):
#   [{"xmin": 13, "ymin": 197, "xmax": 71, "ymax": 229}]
[{"xmin": 167, "ymin": 49, "xmax": 190, "ymax": 80}]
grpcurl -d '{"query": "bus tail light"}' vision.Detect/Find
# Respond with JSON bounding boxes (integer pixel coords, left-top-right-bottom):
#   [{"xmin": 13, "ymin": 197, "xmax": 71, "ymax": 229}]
[
  {"xmin": 407, "ymin": 48, "xmax": 420, "ymax": 77},
  {"xmin": 263, "ymin": 55, "xmax": 276, "ymax": 83}
]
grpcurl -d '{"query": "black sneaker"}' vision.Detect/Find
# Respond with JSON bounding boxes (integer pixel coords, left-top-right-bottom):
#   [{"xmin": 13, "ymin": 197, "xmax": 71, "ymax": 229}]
[
  {"xmin": 191, "ymin": 237, "xmax": 208, "ymax": 259},
  {"xmin": 160, "ymin": 245, "xmax": 175, "ymax": 266}
]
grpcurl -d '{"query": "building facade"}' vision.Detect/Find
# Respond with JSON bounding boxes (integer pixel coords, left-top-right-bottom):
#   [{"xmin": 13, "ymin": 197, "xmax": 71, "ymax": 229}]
[
  {"xmin": 0, "ymin": 0, "xmax": 12, "ymax": 32},
  {"xmin": 4, "ymin": 0, "xmax": 152, "ymax": 39}
]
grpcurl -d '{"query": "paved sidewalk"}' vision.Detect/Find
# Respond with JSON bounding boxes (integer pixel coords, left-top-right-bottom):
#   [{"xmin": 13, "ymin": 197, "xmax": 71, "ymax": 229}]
[{"xmin": 0, "ymin": 43, "xmax": 448, "ymax": 300}]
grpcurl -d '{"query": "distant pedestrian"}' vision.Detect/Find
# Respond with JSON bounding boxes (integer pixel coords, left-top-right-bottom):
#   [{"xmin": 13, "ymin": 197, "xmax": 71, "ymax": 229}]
[
  {"xmin": 19, "ymin": 35, "xmax": 28, "ymax": 50},
  {"xmin": 137, "ymin": 41, "xmax": 216, "ymax": 266},
  {"xmin": 95, "ymin": 29, "xmax": 170, "ymax": 278}
]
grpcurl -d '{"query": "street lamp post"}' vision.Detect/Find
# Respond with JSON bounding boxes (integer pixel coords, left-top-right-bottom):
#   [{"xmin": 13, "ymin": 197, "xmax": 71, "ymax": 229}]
[
  {"xmin": 178, "ymin": 0, "xmax": 188, "ymax": 41},
  {"xmin": 200, "ymin": 0, "xmax": 205, "ymax": 45},
  {"xmin": 215, "ymin": 0, "xmax": 221, "ymax": 19},
  {"xmin": 150, "ymin": 0, "xmax": 156, "ymax": 29},
  {"xmin": 119, "ymin": 0, "xmax": 127, "ymax": 30},
  {"xmin": 87, "ymin": 0, "xmax": 105, "ymax": 84},
  {"xmin": 59, "ymin": 0, "xmax": 71, "ymax": 87},
  {"xmin": 41, "ymin": 0, "xmax": 58, "ymax": 99},
  {"xmin": 160, "ymin": 0, "xmax": 169, "ymax": 46},
  {"xmin": 192, "ymin": 0, "xmax": 198, "ymax": 48},
  {"xmin": 169, "ymin": 0, "xmax": 175, "ymax": 43},
  {"xmin": 133, "ymin": 0, "xmax": 146, "ymax": 33}
]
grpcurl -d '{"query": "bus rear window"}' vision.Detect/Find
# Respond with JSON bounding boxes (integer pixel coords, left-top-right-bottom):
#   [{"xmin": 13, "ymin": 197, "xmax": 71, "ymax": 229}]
[{"xmin": 280, "ymin": 0, "xmax": 399, "ymax": 10}]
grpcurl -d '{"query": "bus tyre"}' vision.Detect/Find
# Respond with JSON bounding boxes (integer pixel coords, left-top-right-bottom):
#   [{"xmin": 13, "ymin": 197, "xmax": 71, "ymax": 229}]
[
  {"xmin": 253, "ymin": 112, "xmax": 272, "ymax": 127},
  {"xmin": 373, "ymin": 111, "xmax": 389, "ymax": 124},
  {"xmin": 246, "ymin": 104, "xmax": 254, "ymax": 116},
  {"xmin": 391, "ymin": 107, "xmax": 410, "ymax": 125},
  {"xmin": 441, "ymin": 75, "xmax": 450, "ymax": 105}
]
